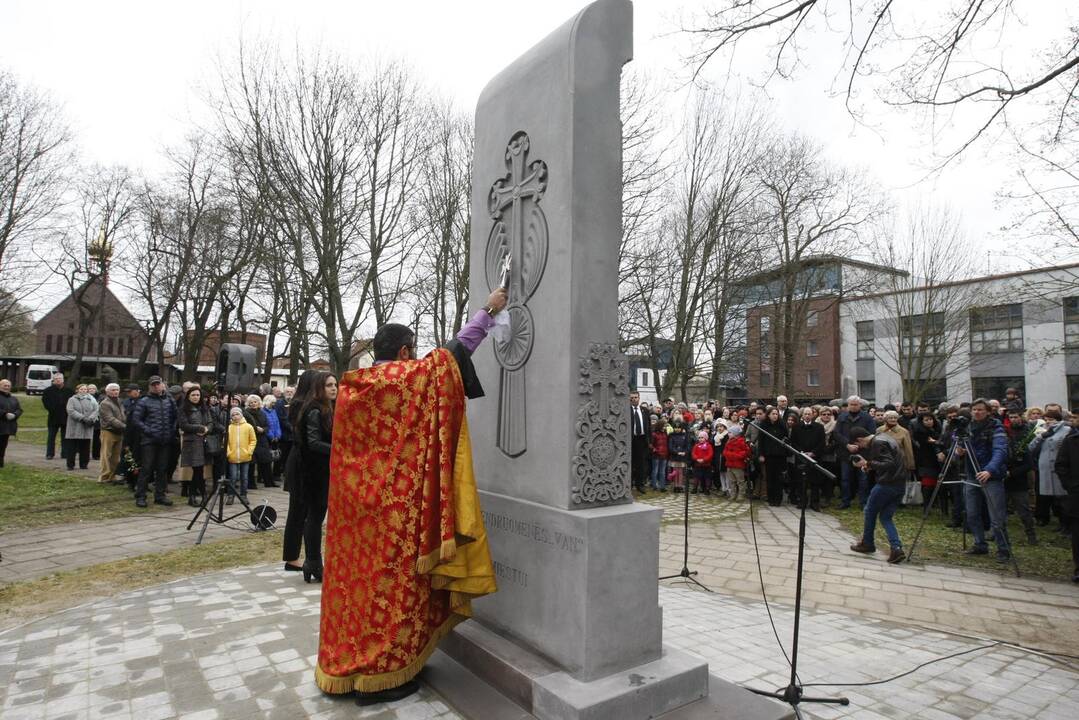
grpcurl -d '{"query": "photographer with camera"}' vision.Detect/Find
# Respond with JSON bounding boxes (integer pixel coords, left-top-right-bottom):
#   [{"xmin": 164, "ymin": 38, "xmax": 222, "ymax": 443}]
[
  {"xmin": 948, "ymin": 398, "xmax": 1011, "ymax": 561},
  {"xmin": 847, "ymin": 426, "xmax": 907, "ymax": 564}
]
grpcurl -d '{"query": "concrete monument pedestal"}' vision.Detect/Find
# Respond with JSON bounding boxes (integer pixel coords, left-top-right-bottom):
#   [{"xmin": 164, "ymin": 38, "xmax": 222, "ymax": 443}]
[{"xmin": 441, "ymin": 2, "xmax": 791, "ymax": 718}]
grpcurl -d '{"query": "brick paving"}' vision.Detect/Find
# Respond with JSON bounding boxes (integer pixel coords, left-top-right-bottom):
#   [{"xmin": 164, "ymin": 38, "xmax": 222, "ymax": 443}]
[
  {"xmin": 2, "ymin": 441, "xmax": 1078, "ymax": 717},
  {"xmin": 1, "ymin": 566, "xmax": 1076, "ymax": 720}
]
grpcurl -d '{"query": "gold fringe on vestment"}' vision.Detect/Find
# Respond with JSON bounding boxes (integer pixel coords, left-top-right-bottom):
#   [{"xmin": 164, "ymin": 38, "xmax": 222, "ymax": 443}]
[{"xmin": 314, "ymin": 612, "xmax": 468, "ymax": 694}]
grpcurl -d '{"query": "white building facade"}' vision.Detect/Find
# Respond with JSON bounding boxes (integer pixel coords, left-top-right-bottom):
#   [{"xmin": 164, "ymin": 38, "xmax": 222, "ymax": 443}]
[{"xmin": 838, "ymin": 264, "xmax": 1079, "ymax": 408}]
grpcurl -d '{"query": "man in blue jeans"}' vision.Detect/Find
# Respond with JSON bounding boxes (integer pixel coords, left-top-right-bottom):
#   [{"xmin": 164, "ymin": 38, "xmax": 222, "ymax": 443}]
[
  {"xmin": 848, "ymin": 426, "xmax": 908, "ymax": 564},
  {"xmin": 955, "ymin": 398, "xmax": 1011, "ymax": 561},
  {"xmin": 835, "ymin": 396, "xmax": 877, "ymax": 509}
]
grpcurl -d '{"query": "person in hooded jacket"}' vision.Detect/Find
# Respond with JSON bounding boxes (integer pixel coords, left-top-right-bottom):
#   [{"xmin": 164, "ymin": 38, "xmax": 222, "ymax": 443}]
[
  {"xmin": 65, "ymin": 384, "xmax": 99, "ymax": 471},
  {"xmin": 666, "ymin": 417, "xmax": 691, "ymax": 492}
]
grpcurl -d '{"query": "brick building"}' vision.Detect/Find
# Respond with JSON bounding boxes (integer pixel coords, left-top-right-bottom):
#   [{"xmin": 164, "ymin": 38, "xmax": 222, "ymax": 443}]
[
  {"xmin": 0, "ymin": 277, "xmax": 163, "ymax": 386},
  {"xmin": 738, "ymin": 256, "xmax": 908, "ymax": 403}
]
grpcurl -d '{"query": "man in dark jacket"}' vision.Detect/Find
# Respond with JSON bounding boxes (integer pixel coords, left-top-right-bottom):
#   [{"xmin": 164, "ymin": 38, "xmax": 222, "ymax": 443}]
[
  {"xmin": 834, "ymin": 395, "xmax": 877, "ymax": 509},
  {"xmin": 42, "ymin": 372, "xmax": 74, "ymax": 460},
  {"xmin": 790, "ymin": 407, "xmax": 826, "ymax": 510},
  {"xmin": 848, "ymin": 427, "xmax": 907, "ymax": 563},
  {"xmin": 119, "ymin": 384, "xmax": 142, "ymax": 489},
  {"xmin": 1052, "ymin": 412, "xmax": 1079, "ymax": 583},
  {"xmin": 130, "ymin": 376, "xmax": 177, "ymax": 507},
  {"xmin": 1005, "ymin": 409, "xmax": 1037, "ymax": 545},
  {"xmin": 953, "ymin": 398, "xmax": 1011, "ymax": 561}
]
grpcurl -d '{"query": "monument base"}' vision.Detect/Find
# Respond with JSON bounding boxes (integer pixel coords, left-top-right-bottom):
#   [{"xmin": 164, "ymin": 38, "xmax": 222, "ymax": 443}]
[{"xmin": 425, "ymin": 622, "xmax": 793, "ymax": 720}]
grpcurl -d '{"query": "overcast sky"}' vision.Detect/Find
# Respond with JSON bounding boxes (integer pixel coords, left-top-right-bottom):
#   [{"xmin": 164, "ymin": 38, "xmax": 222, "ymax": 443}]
[{"xmin": 2, "ymin": 0, "xmax": 1071, "ymax": 311}]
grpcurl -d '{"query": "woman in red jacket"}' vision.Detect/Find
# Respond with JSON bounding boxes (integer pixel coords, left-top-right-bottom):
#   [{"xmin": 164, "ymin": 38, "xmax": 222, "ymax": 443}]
[
  {"xmin": 723, "ymin": 425, "xmax": 751, "ymax": 501},
  {"xmin": 692, "ymin": 429, "xmax": 714, "ymax": 495}
]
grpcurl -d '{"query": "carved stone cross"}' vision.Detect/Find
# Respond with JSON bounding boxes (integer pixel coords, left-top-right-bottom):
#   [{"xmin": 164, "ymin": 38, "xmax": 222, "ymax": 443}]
[{"xmin": 484, "ymin": 132, "xmax": 549, "ymax": 457}]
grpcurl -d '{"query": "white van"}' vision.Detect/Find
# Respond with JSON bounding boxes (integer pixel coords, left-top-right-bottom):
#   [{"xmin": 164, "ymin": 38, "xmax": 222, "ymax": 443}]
[{"xmin": 25, "ymin": 364, "xmax": 59, "ymax": 395}]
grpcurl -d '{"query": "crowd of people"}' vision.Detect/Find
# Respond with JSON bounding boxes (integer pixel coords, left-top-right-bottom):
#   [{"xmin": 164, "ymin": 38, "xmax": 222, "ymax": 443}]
[
  {"xmin": 35, "ymin": 370, "xmax": 339, "ymax": 584},
  {"xmin": 629, "ymin": 390, "xmax": 1079, "ymax": 582}
]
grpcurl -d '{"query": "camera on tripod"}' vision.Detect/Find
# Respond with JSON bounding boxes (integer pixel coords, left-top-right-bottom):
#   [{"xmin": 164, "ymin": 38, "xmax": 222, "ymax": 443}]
[{"xmin": 951, "ymin": 415, "xmax": 971, "ymax": 437}]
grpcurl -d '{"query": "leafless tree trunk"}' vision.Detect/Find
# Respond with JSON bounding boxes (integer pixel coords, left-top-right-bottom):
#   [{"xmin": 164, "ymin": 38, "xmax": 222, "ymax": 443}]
[
  {"xmin": 752, "ymin": 134, "xmax": 879, "ymax": 396},
  {"xmin": 213, "ymin": 46, "xmax": 433, "ymax": 374},
  {"xmin": 410, "ymin": 104, "xmax": 473, "ymax": 348}
]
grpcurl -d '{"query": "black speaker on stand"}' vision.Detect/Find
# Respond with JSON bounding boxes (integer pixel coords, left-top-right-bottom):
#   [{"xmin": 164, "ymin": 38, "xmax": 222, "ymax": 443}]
[{"xmin": 187, "ymin": 342, "xmax": 274, "ymax": 542}]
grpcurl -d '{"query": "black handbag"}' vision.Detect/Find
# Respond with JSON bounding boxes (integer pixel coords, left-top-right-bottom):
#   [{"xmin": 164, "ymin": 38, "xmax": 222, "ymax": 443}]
[{"xmin": 205, "ymin": 433, "xmax": 222, "ymax": 456}]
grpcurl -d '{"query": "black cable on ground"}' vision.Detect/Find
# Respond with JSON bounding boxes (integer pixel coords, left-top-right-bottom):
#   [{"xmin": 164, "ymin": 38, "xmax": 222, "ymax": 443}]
[
  {"xmin": 747, "ymin": 497, "xmax": 796, "ymax": 677},
  {"xmin": 800, "ymin": 641, "xmax": 1003, "ymax": 688}
]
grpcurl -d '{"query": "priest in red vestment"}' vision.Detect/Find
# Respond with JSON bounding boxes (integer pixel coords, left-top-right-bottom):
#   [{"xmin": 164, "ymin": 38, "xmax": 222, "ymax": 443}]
[{"xmin": 315, "ymin": 288, "xmax": 507, "ymax": 704}]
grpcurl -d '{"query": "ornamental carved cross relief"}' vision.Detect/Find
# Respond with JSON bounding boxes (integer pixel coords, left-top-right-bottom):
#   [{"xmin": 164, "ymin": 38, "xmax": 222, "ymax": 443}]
[
  {"xmin": 571, "ymin": 343, "xmax": 631, "ymax": 505},
  {"xmin": 485, "ymin": 131, "xmax": 549, "ymax": 457}
]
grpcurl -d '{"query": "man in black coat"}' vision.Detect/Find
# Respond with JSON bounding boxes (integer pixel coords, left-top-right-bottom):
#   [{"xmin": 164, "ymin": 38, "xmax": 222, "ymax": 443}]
[
  {"xmin": 790, "ymin": 407, "xmax": 826, "ymax": 510},
  {"xmin": 629, "ymin": 391, "xmax": 649, "ymax": 495},
  {"xmin": 41, "ymin": 372, "xmax": 74, "ymax": 460},
  {"xmin": 130, "ymin": 376, "xmax": 178, "ymax": 508}
]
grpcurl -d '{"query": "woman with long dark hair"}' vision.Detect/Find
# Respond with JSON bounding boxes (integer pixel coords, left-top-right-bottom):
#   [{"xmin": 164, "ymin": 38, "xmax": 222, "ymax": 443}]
[
  {"xmin": 179, "ymin": 386, "xmax": 211, "ymax": 506},
  {"xmin": 757, "ymin": 407, "xmax": 789, "ymax": 507},
  {"xmin": 297, "ymin": 371, "xmax": 338, "ymax": 583},
  {"xmin": 282, "ymin": 371, "xmax": 317, "ymax": 573}
]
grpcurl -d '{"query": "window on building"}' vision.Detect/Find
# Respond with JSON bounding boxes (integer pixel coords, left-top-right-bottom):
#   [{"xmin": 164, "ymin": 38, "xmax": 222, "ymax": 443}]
[
  {"xmin": 807, "ymin": 340, "xmax": 819, "ymax": 357},
  {"xmin": 858, "ymin": 380, "xmax": 876, "ymax": 403},
  {"xmin": 45, "ymin": 334, "xmax": 52, "ymax": 353},
  {"xmin": 806, "ymin": 310, "xmax": 819, "ymax": 328},
  {"xmin": 1069, "ymin": 375, "xmax": 1079, "ymax": 411},
  {"xmin": 1065, "ymin": 297, "xmax": 1079, "ymax": 349},
  {"xmin": 760, "ymin": 315, "xmax": 770, "ymax": 334},
  {"xmin": 807, "ymin": 370, "xmax": 820, "ymax": 387},
  {"xmin": 970, "ymin": 303, "xmax": 1023, "ymax": 352},
  {"xmin": 918, "ymin": 379, "xmax": 948, "ymax": 407},
  {"xmin": 971, "ymin": 377, "xmax": 1026, "ymax": 402},
  {"xmin": 900, "ymin": 312, "xmax": 946, "ymax": 357},
  {"xmin": 760, "ymin": 373, "xmax": 772, "ymax": 389},
  {"xmin": 66, "ymin": 335, "xmax": 73, "ymax": 352},
  {"xmin": 640, "ymin": 370, "xmax": 651, "ymax": 387},
  {"xmin": 107, "ymin": 338, "xmax": 114, "ymax": 355},
  {"xmin": 856, "ymin": 321, "xmax": 874, "ymax": 360}
]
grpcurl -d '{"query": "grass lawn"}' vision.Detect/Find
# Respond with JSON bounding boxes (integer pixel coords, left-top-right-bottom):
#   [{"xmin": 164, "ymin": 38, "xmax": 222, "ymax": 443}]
[
  {"xmin": 0, "ymin": 529, "xmax": 283, "ymax": 629},
  {"xmin": 11, "ymin": 392, "xmax": 48, "ymax": 427},
  {"xmin": 0, "ymin": 463, "xmax": 170, "ymax": 532},
  {"xmin": 825, "ymin": 501, "xmax": 1074, "ymax": 580}
]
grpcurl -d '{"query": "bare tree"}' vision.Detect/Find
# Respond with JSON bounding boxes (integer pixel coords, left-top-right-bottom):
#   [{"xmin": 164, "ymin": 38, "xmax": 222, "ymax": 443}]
[
  {"xmin": 44, "ymin": 165, "xmax": 138, "ymax": 384},
  {"xmin": 864, "ymin": 205, "xmax": 980, "ymax": 405},
  {"xmin": 684, "ymin": 2, "xmax": 1078, "ymax": 164},
  {"xmin": 0, "ymin": 70, "xmax": 73, "ymax": 267},
  {"xmin": 409, "ymin": 103, "xmax": 473, "ymax": 348},
  {"xmin": 750, "ymin": 134, "xmax": 879, "ymax": 396},
  {"xmin": 0, "ymin": 70, "xmax": 73, "ymax": 344},
  {"xmin": 621, "ymin": 89, "xmax": 769, "ymax": 400},
  {"xmin": 213, "ymin": 45, "xmax": 433, "ymax": 374}
]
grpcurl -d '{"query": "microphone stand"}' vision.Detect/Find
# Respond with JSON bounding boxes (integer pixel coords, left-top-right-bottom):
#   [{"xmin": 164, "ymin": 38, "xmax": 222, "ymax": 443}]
[{"xmin": 742, "ymin": 419, "xmax": 849, "ymax": 718}]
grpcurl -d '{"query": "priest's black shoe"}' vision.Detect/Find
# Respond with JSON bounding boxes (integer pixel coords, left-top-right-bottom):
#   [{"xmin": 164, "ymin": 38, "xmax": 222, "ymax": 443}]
[{"xmin": 356, "ymin": 680, "xmax": 419, "ymax": 706}]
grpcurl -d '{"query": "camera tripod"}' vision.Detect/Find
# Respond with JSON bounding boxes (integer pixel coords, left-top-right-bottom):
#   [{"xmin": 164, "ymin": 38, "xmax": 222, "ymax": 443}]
[
  {"xmin": 908, "ymin": 433, "xmax": 1021, "ymax": 577},
  {"xmin": 187, "ymin": 473, "xmax": 277, "ymax": 545}
]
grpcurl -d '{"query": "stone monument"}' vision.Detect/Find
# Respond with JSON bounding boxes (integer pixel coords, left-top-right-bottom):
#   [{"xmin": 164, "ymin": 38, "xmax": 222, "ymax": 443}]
[{"xmin": 431, "ymin": 2, "xmax": 712, "ymax": 718}]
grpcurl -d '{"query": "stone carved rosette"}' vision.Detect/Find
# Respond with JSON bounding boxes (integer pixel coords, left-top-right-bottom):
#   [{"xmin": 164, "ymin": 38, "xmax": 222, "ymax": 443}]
[{"xmin": 571, "ymin": 342, "xmax": 631, "ymax": 505}]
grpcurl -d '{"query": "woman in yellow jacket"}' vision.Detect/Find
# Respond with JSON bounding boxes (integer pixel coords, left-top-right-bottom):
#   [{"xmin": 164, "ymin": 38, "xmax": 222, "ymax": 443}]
[{"xmin": 227, "ymin": 407, "xmax": 258, "ymax": 501}]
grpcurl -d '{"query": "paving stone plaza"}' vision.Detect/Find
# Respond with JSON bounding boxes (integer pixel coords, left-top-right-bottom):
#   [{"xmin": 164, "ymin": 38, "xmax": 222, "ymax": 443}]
[
  {"xmin": 3, "ymin": 469, "xmax": 1078, "ymax": 719},
  {"xmin": 2, "ymin": 562, "xmax": 1077, "ymax": 720}
]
